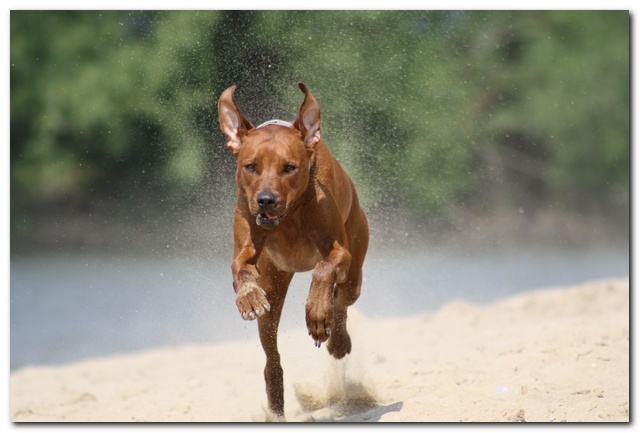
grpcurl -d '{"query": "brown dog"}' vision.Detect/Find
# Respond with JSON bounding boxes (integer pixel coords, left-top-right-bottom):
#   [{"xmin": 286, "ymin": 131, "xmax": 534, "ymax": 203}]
[{"xmin": 217, "ymin": 82, "xmax": 369, "ymax": 418}]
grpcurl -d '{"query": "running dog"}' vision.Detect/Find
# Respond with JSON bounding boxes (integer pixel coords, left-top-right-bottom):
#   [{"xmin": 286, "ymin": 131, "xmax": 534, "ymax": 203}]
[{"xmin": 217, "ymin": 82, "xmax": 369, "ymax": 418}]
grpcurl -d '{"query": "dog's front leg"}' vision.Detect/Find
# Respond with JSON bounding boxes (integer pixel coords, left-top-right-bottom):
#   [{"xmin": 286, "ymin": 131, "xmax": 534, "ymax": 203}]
[
  {"xmin": 233, "ymin": 262, "xmax": 271, "ymax": 321},
  {"xmin": 305, "ymin": 240, "xmax": 352, "ymax": 346},
  {"xmin": 231, "ymin": 218, "xmax": 270, "ymax": 321},
  {"xmin": 231, "ymin": 208, "xmax": 271, "ymax": 320},
  {"xmin": 232, "ymin": 248, "xmax": 271, "ymax": 320}
]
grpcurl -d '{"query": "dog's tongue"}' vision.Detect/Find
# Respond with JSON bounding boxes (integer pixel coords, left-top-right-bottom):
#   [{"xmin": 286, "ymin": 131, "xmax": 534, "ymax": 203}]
[{"xmin": 264, "ymin": 212, "xmax": 278, "ymax": 220}]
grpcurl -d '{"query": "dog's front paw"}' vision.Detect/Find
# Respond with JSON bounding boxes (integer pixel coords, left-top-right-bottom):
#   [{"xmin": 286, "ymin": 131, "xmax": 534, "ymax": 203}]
[
  {"xmin": 305, "ymin": 292, "xmax": 334, "ymax": 347},
  {"xmin": 236, "ymin": 283, "xmax": 270, "ymax": 320}
]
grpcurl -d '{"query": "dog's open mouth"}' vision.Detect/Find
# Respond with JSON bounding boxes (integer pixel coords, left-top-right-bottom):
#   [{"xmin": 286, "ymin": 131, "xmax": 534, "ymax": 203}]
[
  {"xmin": 259, "ymin": 212, "xmax": 279, "ymax": 222},
  {"xmin": 256, "ymin": 212, "xmax": 281, "ymax": 228}
]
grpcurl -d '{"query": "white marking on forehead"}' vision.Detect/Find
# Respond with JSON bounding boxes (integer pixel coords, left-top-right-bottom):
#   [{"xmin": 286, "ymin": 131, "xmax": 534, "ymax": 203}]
[{"xmin": 256, "ymin": 119, "xmax": 293, "ymax": 129}]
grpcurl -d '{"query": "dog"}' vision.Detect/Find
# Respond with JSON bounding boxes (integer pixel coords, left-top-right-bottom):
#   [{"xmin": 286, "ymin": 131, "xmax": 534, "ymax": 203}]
[{"xmin": 217, "ymin": 82, "xmax": 369, "ymax": 418}]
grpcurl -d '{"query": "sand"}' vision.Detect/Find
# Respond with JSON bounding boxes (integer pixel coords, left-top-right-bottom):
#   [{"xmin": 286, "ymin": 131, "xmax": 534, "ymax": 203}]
[{"xmin": 9, "ymin": 278, "xmax": 629, "ymax": 423}]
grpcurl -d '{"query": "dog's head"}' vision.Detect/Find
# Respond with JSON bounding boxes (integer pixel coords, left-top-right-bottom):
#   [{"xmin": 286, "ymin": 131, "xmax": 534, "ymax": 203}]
[{"xmin": 218, "ymin": 82, "xmax": 322, "ymax": 229}]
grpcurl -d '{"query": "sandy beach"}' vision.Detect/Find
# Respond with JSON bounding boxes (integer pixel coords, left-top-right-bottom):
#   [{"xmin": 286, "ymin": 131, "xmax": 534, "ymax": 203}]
[{"xmin": 9, "ymin": 277, "xmax": 629, "ymax": 423}]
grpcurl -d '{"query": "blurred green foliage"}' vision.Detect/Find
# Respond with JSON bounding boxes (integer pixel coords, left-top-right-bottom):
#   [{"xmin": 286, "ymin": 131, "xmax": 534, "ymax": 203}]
[{"xmin": 10, "ymin": 10, "xmax": 629, "ymax": 222}]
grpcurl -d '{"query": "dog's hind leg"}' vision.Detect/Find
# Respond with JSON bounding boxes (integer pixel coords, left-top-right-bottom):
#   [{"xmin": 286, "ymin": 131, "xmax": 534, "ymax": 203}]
[{"xmin": 257, "ymin": 257, "xmax": 294, "ymax": 419}]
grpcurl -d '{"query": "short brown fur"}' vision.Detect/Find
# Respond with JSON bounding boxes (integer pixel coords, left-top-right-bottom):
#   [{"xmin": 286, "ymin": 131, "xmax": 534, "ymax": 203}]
[{"xmin": 217, "ymin": 83, "xmax": 369, "ymax": 418}]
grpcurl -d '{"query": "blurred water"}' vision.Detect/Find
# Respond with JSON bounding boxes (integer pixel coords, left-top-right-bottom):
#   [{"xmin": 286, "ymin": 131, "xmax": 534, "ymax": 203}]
[{"xmin": 10, "ymin": 246, "xmax": 628, "ymax": 370}]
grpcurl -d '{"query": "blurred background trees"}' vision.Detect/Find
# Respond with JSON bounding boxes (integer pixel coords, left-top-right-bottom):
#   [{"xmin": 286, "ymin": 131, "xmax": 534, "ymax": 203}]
[{"xmin": 10, "ymin": 10, "xmax": 629, "ymax": 251}]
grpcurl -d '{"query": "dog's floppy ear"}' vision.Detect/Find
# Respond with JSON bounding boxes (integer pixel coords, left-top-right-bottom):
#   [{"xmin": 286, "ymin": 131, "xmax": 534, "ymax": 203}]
[
  {"xmin": 294, "ymin": 82, "xmax": 321, "ymax": 150},
  {"xmin": 218, "ymin": 85, "xmax": 254, "ymax": 156}
]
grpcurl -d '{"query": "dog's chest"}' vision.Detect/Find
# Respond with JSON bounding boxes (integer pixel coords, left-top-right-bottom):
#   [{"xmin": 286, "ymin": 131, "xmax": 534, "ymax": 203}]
[{"xmin": 263, "ymin": 229, "xmax": 321, "ymax": 273}]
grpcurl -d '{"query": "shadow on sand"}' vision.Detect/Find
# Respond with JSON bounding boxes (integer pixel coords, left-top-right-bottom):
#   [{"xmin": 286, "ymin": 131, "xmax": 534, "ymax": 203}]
[{"xmin": 309, "ymin": 401, "xmax": 404, "ymax": 422}]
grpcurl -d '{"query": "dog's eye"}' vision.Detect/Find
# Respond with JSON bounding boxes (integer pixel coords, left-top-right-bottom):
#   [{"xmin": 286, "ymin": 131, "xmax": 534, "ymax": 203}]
[
  {"xmin": 283, "ymin": 164, "xmax": 298, "ymax": 174},
  {"xmin": 243, "ymin": 163, "xmax": 256, "ymax": 173}
]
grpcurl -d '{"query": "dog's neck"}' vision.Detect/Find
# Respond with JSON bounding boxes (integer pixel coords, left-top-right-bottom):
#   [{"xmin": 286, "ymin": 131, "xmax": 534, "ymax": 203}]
[{"xmin": 256, "ymin": 119, "xmax": 293, "ymax": 129}]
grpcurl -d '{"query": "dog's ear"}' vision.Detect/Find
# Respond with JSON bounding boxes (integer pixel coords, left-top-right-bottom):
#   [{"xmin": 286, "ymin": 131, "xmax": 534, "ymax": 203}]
[
  {"xmin": 294, "ymin": 82, "xmax": 321, "ymax": 150},
  {"xmin": 218, "ymin": 85, "xmax": 254, "ymax": 156}
]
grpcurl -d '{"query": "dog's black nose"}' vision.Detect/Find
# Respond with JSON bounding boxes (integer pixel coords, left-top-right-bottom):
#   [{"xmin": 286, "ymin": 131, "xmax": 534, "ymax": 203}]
[{"xmin": 257, "ymin": 192, "xmax": 277, "ymax": 210}]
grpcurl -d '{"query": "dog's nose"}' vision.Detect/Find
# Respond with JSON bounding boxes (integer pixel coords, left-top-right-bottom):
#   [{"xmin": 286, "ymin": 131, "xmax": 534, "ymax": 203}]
[{"xmin": 257, "ymin": 192, "xmax": 277, "ymax": 210}]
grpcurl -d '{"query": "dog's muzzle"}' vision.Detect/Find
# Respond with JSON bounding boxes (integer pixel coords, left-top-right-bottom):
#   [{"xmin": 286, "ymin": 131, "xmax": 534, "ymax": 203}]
[{"xmin": 256, "ymin": 192, "xmax": 282, "ymax": 229}]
